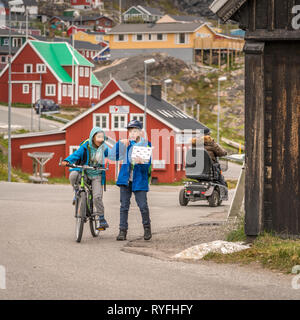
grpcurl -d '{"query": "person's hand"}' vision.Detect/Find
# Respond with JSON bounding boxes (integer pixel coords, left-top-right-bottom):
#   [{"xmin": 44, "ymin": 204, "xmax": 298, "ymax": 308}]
[
  {"xmin": 61, "ymin": 161, "xmax": 69, "ymax": 167},
  {"xmin": 133, "ymin": 157, "xmax": 145, "ymax": 164},
  {"xmin": 120, "ymin": 139, "xmax": 129, "ymax": 147}
]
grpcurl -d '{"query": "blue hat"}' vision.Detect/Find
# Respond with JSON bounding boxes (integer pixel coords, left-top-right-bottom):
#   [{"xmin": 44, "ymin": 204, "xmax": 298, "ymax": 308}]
[{"xmin": 126, "ymin": 120, "xmax": 143, "ymax": 130}]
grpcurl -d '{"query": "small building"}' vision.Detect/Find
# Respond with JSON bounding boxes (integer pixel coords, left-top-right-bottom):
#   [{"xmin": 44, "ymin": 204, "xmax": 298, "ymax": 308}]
[
  {"xmin": 70, "ymin": 0, "xmax": 104, "ymax": 10},
  {"xmin": 210, "ymin": 0, "xmax": 300, "ymax": 236},
  {"xmin": 73, "ymin": 15, "xmax": 113, "ymax": 32},
  {"xmin": 105, "ymin": 22, "xmax": 244, "ymax": 64},
  {"xmin": 11, "ymin": 81, "xmax": 209, "ymax": 183},
  {"xmin": 72, "ymin": 30, "xmax": 104, "ymax": 44},
  {"xmin": 0, "ymin": 40, "xmax": 102, "ymax": 107},
  {"xmin": 5, "ymin": 0, "xmax": 38, "ymax": 17},
  {"xmin": 122, "ymin": 5, "xmax": 163, "ymax": 23}
]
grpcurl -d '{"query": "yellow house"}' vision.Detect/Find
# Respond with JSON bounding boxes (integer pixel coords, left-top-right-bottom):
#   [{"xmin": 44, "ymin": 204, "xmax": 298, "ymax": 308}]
[
  {"xmin": 74, "ymin": 30, "xmax": 104, "ymax": 44},
  {"xmin": 105, "ymin": 22, "xmax": 244, "ymax": 64}
]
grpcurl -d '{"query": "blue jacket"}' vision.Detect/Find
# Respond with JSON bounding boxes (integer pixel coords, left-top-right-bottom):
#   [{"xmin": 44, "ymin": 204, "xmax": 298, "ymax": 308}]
[
  {"xmin": 64, "ymin": 128, "xmax": 109, "ymax": 185},
  {"xmin": 108, "ymin": 139, "xmax": 152, "ymax": 192}
]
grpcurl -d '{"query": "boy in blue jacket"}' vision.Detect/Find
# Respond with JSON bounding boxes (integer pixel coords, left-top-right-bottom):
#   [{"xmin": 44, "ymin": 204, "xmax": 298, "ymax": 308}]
[
  {"xmin": 108, "ymin": 120, "xmax": 152, "ymax": 241},
  {"xmin": 61, "ymin": 127, "xmax": 109, "ymax": 230}
]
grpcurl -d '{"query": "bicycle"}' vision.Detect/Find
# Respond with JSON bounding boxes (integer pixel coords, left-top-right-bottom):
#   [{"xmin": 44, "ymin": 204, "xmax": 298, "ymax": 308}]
[{"xmin": 60, "ymin": 160, "xmax": 108, "ymax": 243}]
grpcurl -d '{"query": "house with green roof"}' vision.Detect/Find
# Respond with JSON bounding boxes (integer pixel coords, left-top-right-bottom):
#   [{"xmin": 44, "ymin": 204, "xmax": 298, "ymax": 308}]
[{"xmin": 0, "ymin": 40, "xmax": 103, "ymax": 107}]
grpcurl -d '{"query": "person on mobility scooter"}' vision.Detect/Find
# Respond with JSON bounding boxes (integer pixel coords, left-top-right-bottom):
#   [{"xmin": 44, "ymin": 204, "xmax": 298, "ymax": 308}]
[{"xmin": 179, "ymin": 131, "xmax": 229, "ymax": 207}]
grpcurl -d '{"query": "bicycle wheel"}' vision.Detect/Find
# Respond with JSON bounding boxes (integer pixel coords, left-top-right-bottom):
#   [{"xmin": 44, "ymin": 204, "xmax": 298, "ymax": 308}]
[
  {"xmin": 89, "ymin": 216, "xmax": 100, "ymax": 237},
  {"xmin": 75, "ymin": 191, "xmax": 86, "ymax": 243}
]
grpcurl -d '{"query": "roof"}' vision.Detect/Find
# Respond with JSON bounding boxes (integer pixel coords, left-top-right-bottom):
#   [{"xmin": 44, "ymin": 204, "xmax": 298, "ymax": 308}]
[
  {"xmin": 32, "ymin": 35, "xmax": 103, "ymax": 51},
  {"xmin": 115, "ymin": 80, "xmax": 134, "ymax": 94},
  {"xmin": 126, "ymin": 92, "xmax": 209, "ymax": 132},
  {"xmin": 0, "ymin": 45, "xmax": 19, "ymax": 54},
  {"xmin": 30, "ymin": 40, "xmax": 94, "ymax": 83},
  {"xmin": 210, "ymin": 0, "xmax": 248, "ymax": 22},
  {"xmin": 91, "ymin": 73, "xmax": 102, "ymax": 86},
  {"xmin": 108, "ymin": 22, "xmax": 205, "ymax": 34},
  {"xmin": 137, "ymin": 5, "xmax": 163, "ymax": 16},
  {"xmin": 169, "ymin": 15, "xmax": 205, "ymax": 23}
]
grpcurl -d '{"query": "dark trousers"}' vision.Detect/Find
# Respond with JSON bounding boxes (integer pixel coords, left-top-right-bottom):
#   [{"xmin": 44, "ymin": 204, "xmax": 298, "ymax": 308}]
[{"xmin": 119, "ymin": 182, "xmax": 151, "ymax": 231}]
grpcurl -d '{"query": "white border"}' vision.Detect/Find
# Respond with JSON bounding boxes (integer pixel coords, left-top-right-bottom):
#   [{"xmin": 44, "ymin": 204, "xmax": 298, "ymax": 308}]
[{"xmin": 20, "ymin": 140, "xmax": 66, "ymax": 149}]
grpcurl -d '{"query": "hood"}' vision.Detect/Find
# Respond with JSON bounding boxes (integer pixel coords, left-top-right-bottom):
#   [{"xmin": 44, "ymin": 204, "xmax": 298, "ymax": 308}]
[{"xmin": 89, "ymin": 126, "xmax": 106, "ymax": 150}]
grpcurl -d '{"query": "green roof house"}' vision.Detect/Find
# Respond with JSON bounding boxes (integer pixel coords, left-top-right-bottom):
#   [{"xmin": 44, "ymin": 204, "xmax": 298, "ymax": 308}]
[{"xmin": 0, "ymin": 40, "xmax": 102, "ymax": 107}]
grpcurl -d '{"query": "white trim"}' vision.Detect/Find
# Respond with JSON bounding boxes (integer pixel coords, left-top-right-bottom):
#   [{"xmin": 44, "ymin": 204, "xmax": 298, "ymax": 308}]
[
  {"xmin": 36, "ymin": 63, "xmax": 46, "ymax": 73},
  {"xmin": 10, "ymin": 130, "xmax": 65, "ymax": 139},
  {"xmin": 75, "ymin": 65, "xmax": 79, "ymax": 104},
  {"xmin": 130, "ymin": 113, "xmax": 145, "ymax": 125},
  {"xmin": 11, "ymin": 81, "xmax": 41, "ymax": 84},
  {"xmin": 61, "ymin": 90, "xmax": 181, "ymax": 133},
  {"xmin": 84, "ymin": 86, "xmax": 89, "ymax": 98},
  {"xmin": 100, "ymin": 78, "xmax": 121, "ymax": 95},
  {"xmin": 24, "ymin": 64, "xmax": 33, "ymax": 73},
  {"xmin": 210, "ymin": 0, "xmax": 230, "ymax": 13},
  {"xmin": 123, "ymin": 6, "xmax": 145, "ymax": 16},
  {"xmin": 58, "ymin": 82, "xmax": 62, "ymax": 103},
  {"xmin": 20, "ymin": 140, "xmax": 66, "ymax": 150},
  {"xmin": 45, "ymin": 84, "xmax": 56, "ymax": 96}
]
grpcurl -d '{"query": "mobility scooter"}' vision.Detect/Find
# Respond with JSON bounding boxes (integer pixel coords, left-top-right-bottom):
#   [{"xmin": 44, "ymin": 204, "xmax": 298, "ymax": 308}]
[{"xmin": 179, "ymin": 147, "xmax": 229, "ymax": 207}]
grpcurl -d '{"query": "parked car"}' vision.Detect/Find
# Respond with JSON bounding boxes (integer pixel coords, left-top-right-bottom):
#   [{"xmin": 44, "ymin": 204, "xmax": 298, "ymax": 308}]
[{"xmin": 35, "ymin": 99, "xmax": 60, "ymax": 114}]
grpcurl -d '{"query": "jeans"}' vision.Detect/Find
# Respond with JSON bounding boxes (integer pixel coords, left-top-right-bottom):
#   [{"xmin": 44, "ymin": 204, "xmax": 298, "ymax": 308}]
[{"xmin": 119, "ymin": 182, "xmax": 151, "ymax": 231}]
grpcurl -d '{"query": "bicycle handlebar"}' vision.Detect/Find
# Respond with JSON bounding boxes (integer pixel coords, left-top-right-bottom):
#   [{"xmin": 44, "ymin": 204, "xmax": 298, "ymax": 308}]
[{"xmin": 58, "ymin": 157, "xmax": 108, "ymax": 171}]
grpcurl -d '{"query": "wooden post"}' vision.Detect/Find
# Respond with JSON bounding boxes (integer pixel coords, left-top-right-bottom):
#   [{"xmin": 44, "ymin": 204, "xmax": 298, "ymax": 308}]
[
  {"xmin": 227, "ymin": 45, "xmax": 230, "ymax": 69},
  {"xmin": 218, "ymin": 48, "xmax": 221, "ymax": 69}
]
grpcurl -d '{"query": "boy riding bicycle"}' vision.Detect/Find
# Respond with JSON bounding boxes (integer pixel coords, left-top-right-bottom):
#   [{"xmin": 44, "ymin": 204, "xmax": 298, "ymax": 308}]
[{"xmin": 61, "ymin": 127, "xmax": 109, "ymax": 230}]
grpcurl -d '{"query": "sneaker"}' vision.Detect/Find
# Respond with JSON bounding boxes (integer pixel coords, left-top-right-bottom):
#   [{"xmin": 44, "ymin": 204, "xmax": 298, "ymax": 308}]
[
  {"xmin": 144, "ymin": 225, "xmax": 152, "ymax": 241},
  {"xmin": 97, "ymin": 216, "xmax": 109, "ymax": 230},
  {"xmin": 116, "ymin": 229, "xmax": 127, "ymax": 241}
]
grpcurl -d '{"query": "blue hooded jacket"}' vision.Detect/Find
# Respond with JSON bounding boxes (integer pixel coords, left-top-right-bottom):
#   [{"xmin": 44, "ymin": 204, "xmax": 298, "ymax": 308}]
[
  {"xmin": 64, "ymin": 127, "xmax": 109, "ymax": 185},
  {"xmin": 108, "ymin": 138, "xmax": 152, "ymax": 192}
]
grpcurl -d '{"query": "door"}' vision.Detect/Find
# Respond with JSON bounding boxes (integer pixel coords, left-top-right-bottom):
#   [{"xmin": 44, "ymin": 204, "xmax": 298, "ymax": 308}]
[{"xmin": 35, "ymin": 83, "xmax": 41, "ymax": 103}]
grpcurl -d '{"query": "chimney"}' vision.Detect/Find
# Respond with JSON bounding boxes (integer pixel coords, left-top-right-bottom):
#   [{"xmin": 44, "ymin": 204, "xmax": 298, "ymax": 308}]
[{"xmin": 151, "ymin": 85, "xmax": 162, "ymax": 101}]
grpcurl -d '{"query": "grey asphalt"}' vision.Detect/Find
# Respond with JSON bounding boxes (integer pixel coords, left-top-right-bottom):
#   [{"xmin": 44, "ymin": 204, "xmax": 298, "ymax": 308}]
[
  {"xmin": 0, "ymin": 105, "xmax": 63, "ymax": 134},
  {"xmin": 0, "ymin": 182, "xmax": 298, "ymax": 300}
]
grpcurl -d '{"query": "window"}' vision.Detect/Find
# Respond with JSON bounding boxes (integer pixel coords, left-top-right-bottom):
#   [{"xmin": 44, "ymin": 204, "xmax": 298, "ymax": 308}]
[
  {"xmin": 86, "ymin": 51, "xmax": 90, "ymax": 58},
  {"xmin": 45, "ymin": 84, "xmax": 56, "ymax": 96},
  {"xmin": 79, "ymin": 67, "xmax": 84, "ymax": 77},
  {"xmin": 85, "ymin": 67, "xmax": 89, "ymax": 77},
  {"xmin": 22, "ymin": 84, "xmax": 29, "ymax": 94},
  {"xmin": 136, "ymin": 34, "xmax": 143, "ymax": 41},
  {"xmin": 68, "ymin": 85, "xmax": 72, "ymax": 97},
  {"xmin": 112, "ymin": 114, "xmax": 127, "ymax": 131},
  {"xmin": 3, "ymin": 38, "xmax": 8, "ymax": 46},
  {"xmin": 37, "ymin": 64, "xmax": 46, "ymax": 73},
  {"xmin": 93, "ymin": 87, "xmax": 98, "ymax": 99},
  {"xmin": 84, "ymin": 86, "xmax": 89, "ymax": 98},
  {"xmin": 93, "ymin": 114, "xmax": 109, "ymax": 130},
  {"xmin": 24, "ymin": 64, "xmax": 33, "ymax": 73},
  {"xmin": 176, "ymin": 33, "xmax": 189, "ymax": 44},
  {"xmin": 12, "ymin": 38, "xmax": 22, "ymax": 47},
  {"xmin": 115, "ymin": 34, "xmax": 127, "ymax": 42},
  {"xmin": 1, "ymin": 56, "xmax": 6, "ymax": 63},
  {"xmin": 148, "ymin": 34, "xmax": 152, "ymax": 41},
  {"xmin": 157, "ymin": 33, "xmax": 163, "ymax": 41},
  {"xmin": 79, "ymin": 86, "xmax": 83, "ymax": 97},
  {"xmin": 130, "ymin": 114, "xmax": 144, "ymax": 127},
  {"xmin": 62, "ymin": 85, "xmax": 67, "ymax": 97}
]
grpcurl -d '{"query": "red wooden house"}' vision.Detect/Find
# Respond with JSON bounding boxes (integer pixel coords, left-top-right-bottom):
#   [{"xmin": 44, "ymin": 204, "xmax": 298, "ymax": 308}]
[
  {"xmin": 0, "ymin": 40, "xmax": 102, "ymax": 107},
  {"xmin": 11, "ymin": 80, "xmax": 209, "ymax": 183}
]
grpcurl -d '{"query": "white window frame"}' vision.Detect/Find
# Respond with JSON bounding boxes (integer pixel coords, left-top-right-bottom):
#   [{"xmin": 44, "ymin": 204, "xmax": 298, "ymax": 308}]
[
  {"xmin": 130, "ymin": 113, "xmax": 144, "ymax": 126},
  {"xmin": 37, "ymin": 64, "xmax": 46, "ymax": 73},
  {"xmin": 133, "ymin": 33, "xmax": 144, "ymax": 41},
  {"xmin": 68, "ymin": 85, "xmax": 72, "ymax": 97},
  {"xmin": 62, "ymin": 84, "xmax": 67, "ymax": 97},
  {"xmin": 176, "ymin": 33, "xmax": 189, "ymax": 45},
  {"xmin": 85, "ymin": 67, "xmax": 89, "ymax": 77},
  {"xmin": 93, "ymin": 87, "xmax": 98, "ymax": 99},
  {"xmin": 156, "ymin": 33, "xmax": 166, "ymax": 41},
  {"xmin": 79, "ymin": 85, "xmax": 84, "ymax": 97},
  {"xmin": 84, "ymin": 86, "xmax": 89, "ymax": 98},
  {"xmin": 79, "ymin": 67, "xmax": 84, "ymax": 77},
  {"xmin": 86, "ymin": 51, "xmax": 90, "ymax": 58},
  {"xmin": 3, "ymin": 38, "xmax": 8, "ymax": 46},
  {"xmin": 93, "ymin": 113, "xmax": 109, "ymax": 130},
  {"xmin": 153, "ymin": 160, "xmax": 166, "ymax": 170},
  {"xmin": 176, "ymin": 146, "xmax": 182, "ymax": 171},
  {"xmin": 24, "ymin": 64, "xmax": 33, "ymax": 73},
  {"xmin": 45, "ymin": 84, "xmax": 56, "ymax": 96},
  {"xmin": 112, "ymin": 114, "xmax": 128, "ymax": 131},
  {"xmin": 22, "ymin": 84, "xmax": 29, "ymax": 94},
  {"xmin": 114, "ymin": 34, "xmax": 128, "ymax": 42}
]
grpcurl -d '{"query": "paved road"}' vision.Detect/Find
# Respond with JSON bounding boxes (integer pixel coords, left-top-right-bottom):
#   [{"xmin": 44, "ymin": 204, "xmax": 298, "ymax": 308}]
[
  {"xmin": 0, "ymin": 105, "xmax": 64, "ymax": 134},
  {"xmin": 0, "ymin": 182, "xmax": 298, "ymax": 300}
]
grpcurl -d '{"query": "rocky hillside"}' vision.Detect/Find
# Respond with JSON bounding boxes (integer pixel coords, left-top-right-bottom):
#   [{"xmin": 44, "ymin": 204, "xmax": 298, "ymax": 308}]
[
  {"xmin": 94, "ymin": 54, "xmax": 245, "ymax": 144},
  {"xmin": 105, "ymin": 0, "xmax": 215, "ymax": 17}
]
